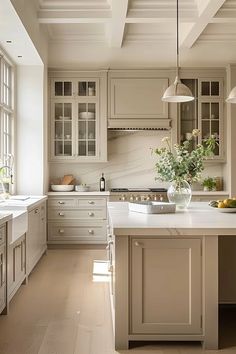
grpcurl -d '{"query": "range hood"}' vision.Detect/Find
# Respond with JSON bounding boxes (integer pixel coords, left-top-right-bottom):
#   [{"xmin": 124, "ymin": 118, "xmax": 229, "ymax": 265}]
[{"xmin": 108, "ymin": 118, "xmax": 172, "ymax": 131}]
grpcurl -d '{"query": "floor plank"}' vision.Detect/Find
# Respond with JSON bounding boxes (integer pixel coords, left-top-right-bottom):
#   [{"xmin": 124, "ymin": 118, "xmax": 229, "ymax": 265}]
[{"xmin": 0, "ymin": 249, "xmax": 236, "ymax": 354}]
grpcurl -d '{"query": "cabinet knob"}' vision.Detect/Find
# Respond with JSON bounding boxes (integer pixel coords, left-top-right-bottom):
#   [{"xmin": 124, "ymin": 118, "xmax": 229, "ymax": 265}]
[
  {"xmin": 58, "ymin": 201, "xmax": 65, "ymax": 205},
  {"xmin": 88, "ymin": 212, "xmax": 94, "ymax": 217},
  {"xmin": 108, "ymin": 233, "xmax": 112, "ymax": 239},
  {"xmin": 88, "ymin": 229, "xmax": 94, "ymax": 234},
  {"xmin": 58, "ymin": 212, "xmax": 64, "ymax": 216},
  {"xmin": 134, "ymin": 241, "xmax": 140, "ymax": 247},
  {"xmin": 88, "ymin": 200, "xmax": 94, "ymax": 204},
  {"xmin": 34, "ymin": 208, "xmax": 39, "ymax": 214},
  {"xmin": 59, "ymin": 229, "xmax": 64, "ymax": 234}
]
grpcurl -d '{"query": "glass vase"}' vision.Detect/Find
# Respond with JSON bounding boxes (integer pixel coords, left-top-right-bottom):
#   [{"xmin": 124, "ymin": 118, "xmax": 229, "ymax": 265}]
[{"xmin": 167, "ymin": 180, "xmax": 192, "ymax": 209}]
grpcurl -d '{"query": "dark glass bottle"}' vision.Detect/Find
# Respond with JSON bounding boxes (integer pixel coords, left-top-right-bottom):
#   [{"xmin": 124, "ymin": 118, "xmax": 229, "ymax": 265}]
[{"xmin": 100, "ymin": 173, "xmax": 105, "ymax": 192}]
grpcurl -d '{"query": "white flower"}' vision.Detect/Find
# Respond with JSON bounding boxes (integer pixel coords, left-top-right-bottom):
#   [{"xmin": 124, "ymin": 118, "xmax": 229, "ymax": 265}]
[
  {"xmin": 162, "ymin": 136, "xmax": 170, "ymax": 143},
  {"xmin": 192, "ymin": 129, "xmax": 200, "ymax": 137}
]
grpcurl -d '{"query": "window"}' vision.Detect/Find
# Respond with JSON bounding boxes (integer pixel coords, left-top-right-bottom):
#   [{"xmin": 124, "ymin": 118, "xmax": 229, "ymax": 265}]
[{"xmin": 0, "ymin": 51, "xmax": 14, "ymax": 189}]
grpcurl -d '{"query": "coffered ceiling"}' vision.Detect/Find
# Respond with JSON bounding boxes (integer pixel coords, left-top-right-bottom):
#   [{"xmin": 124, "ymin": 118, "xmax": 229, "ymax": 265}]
[
  {"xmin": 33, "ymin": 0, "xmax": 236, "ymax": 68},
  {"xmin": 2, "ymin": 0, "xmax": 236, "ymax": 67}
]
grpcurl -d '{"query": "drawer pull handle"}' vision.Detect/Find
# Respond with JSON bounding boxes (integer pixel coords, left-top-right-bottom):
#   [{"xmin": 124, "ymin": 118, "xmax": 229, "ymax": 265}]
[
  {"xmin": 59, "ymin": 229, "xmax": 65, "ymax": 234},
  {"xmin": 58, "ymin": 212, "xmax": 64, "ymax": 217},
  {"xmin": 35, "ymin": 208, "xmax": 39, "ymax": 214},
  {"xmin": 106, "ymin": 240, "xmax": 113, "ymax": 249},
  {"xmin": 88, "ymin": 201, "xmax": 94, "ymax": 204},
  {"xmin": 58, "ymin": 201, "xmax": 65, "ymax": 205},
  {"xmin": 88, "ymin": 229, "xmax": 94, "ymax": 235},
  {"xmin": 88, "ymin": 212, "xmax": 94, "ymax": 217}
]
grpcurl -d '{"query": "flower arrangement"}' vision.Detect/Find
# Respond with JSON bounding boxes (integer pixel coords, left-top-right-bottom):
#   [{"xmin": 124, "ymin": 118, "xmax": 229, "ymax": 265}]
[{"xmin": 153, "ymin": 129, "xmax": 216, "ymax": 185}]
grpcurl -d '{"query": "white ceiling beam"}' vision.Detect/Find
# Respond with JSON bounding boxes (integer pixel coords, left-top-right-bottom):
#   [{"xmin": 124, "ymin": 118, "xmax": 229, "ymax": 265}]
[
  {"xmin": 109, "ymin": 0, "xmax": 129, "ymax": 47},
  {"xmin": 181, "ymin": 0, "xmax": 227, "ymax": 48},
  {"xmin": 38, "ymin": 10, "xmax": 111, "ymax": 23},
  {"xmin": 126, "ymin": 10, "xmax": 197, "ymax": 24},
  {"xmin": 211, "ymin": 10, "xmax": 236, "ymax": 23}
]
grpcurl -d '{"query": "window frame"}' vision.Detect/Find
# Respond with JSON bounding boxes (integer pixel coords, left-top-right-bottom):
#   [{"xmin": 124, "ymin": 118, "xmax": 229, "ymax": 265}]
[{"xmin": 0, "ymin": 49, "xmax": 15, "ymax": 192}]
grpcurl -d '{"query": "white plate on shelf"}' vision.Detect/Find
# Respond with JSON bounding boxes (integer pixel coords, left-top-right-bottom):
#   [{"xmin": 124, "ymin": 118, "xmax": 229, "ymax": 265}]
[{"xmin": 79, "ymin": 112, "xmax": 95, "ymax": 119}]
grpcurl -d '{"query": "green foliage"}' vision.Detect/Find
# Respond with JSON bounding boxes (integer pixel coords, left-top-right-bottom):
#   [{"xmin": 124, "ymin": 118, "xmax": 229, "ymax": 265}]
[
  {"xmin": 153, "ymin": 130, "xmax": 216, "ymax": 184},
  {"xmin": 202, "ymin": 177, "xmax": 217, "ymax": 191}
]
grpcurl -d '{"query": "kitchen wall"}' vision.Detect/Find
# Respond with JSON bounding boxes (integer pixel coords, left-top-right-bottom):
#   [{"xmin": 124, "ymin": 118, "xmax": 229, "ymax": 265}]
[{"xmin": 49, "ymin": 130, "xmax": 224, "ymax": 190}]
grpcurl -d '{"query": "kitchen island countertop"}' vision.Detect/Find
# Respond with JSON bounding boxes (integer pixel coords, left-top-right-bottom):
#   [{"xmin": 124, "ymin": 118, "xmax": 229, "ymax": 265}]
[{"xmin": 107, "ymin": 201, "xmax": 236, "ymax": 236}]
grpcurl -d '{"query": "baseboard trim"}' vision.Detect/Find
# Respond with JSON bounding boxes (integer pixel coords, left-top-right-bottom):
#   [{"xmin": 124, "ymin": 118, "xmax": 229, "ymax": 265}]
[{"xmin": 47, "ymin": 244, "xmax": 106, "ymax": 250}]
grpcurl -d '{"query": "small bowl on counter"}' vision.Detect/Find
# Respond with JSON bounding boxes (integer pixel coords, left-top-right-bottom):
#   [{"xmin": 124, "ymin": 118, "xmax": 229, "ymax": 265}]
[
  {"xmin": 51, "ymin": 185, "xmax": 74, "ymax": 192},
  {"xmin": 75, "ymin": 185, "xmax": 90, "ymax": 192}
]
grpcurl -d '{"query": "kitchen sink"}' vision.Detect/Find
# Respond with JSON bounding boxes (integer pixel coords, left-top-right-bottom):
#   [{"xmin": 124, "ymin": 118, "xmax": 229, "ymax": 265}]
[{"xmin": 0, "ymin": 209, "xmax": 28, "ymax": 244}]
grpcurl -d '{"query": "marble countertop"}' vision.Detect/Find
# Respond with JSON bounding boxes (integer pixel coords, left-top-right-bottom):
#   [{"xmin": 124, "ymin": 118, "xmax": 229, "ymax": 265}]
[
  {"xmin": 0, "ymin": 212, "xmax": 12, "ymax": 227},
  {"xmin": 47, "ymin": 191, "xmax": 229, "ymax": 197},
  {"xmin": 47, "ymin": 191, "xmax": 110, "ymax": 196},
  {"xmin": 0, "ymin": 195, "xmax": 47, "ymax": 212},
  {"xmin": 107, "ymin": 202, "xmax": 236, "ymax": 236}
]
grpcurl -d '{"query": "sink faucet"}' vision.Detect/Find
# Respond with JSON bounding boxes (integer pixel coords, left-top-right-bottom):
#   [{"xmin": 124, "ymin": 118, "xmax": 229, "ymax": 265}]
[{"xmin": 0, "ymin": 165, "xmax": 13, "ymax": 184}]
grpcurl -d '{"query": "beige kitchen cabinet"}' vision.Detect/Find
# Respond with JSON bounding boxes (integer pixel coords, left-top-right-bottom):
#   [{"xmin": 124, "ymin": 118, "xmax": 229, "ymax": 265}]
[
  {"xmin": 27, "ymin": 201, "xmax": 47, "ymax": 276},
  {"xmin": 108, "ymin": 70, "xmax": 170, "ymax": 129},
  {"xmin": 179, "ymin": 77, "xmax": 224, "ymax": 160},
  {"xmin": 0, "ymin": 225, "xmax": 6, "ymax": 314},
  {"xmin": 8, "ymin": 234, "xmax": 26, "ymax": 301},
  {"xmin": 49, "ymin": 71, "xmax": 107, "ymax": 162},
  {"xmin": 47, "ymin": 195, "xmax": 107, "ymax": 244},
  {"xmin": 131, "ymin": 238, "xmax": 202, "ymax": 334}
]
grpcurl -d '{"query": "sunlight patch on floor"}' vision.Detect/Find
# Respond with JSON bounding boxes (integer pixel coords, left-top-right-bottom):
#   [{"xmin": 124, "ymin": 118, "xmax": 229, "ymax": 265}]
[{"xmin": 92, "ymin": 260, "xmax": 110, "ymax": 282}]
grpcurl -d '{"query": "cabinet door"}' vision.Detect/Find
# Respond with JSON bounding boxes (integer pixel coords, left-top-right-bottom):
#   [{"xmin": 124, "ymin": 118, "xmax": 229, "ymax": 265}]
[
  {"xmin": 27, "ymin": 208, "xmax": 40, "ymax": 274},
  {"xmin": 51, "ymin": 100, "xmax": 74, "ymax": 159},
  {"xmin": 131, "ymin": 238, "xmax": 202, "ymax": 334},
  {"xmin": 77, "ymin": 101, "xmax": 98, "ymax": 159},
  {"xmin": 39, "ymin": 202, "xmax": 47, "ymax": 253},
  {"xmin": 199, "ymin": 100, "xmax": 223, "ymax": 157},
  {"xmin": 51, "ymin": 79, "xmax": 73, "ymax": 98},
  {"xmin": 0, "ymin": 244, "xmax": 6, "ymax": 311},
  {"xmin": 110, "ymin": 78, "xmax": 168, "ymax": 119},
  {"xmin": 8, "ymin": 235, "xmax": 26, "ymax": 299},
  {"xmin": 198, "ymin": 79, "xmax": 223, "ymax": 99}
]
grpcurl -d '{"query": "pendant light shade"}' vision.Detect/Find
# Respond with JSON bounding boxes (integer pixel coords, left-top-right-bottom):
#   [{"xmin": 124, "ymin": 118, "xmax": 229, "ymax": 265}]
[
  {"xmin": 162, "ymin": 0, "xmax": 194, "ymax": 103},
  {"xmin": 162, "ymin": 76, "xmax": 194, "ymax": 102},
  {"xmin": 226, "ymin": 86, "xmax": 236, "ymax": 103}
]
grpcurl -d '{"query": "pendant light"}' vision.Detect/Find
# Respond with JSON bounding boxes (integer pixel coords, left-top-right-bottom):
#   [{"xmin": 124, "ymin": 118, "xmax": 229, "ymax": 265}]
[
  {"xmin": 162, "ymin": 0, "xmax": 194, "ymax": 103},
  {"xmin": 226, "ymin": 86, "xmax": 236, "ymax": 103}
]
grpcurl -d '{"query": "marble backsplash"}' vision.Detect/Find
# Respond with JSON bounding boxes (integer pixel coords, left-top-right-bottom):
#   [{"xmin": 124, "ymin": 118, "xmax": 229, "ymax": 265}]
[{"xmin": 49, "ymin": 131, "xmax": 224, "ymax": 191}]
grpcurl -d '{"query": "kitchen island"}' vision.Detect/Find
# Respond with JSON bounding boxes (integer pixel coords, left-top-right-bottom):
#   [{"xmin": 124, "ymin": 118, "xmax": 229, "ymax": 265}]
[{"xmin": 107, "ymin": 202, "xmax": 236, "ymax": 351}]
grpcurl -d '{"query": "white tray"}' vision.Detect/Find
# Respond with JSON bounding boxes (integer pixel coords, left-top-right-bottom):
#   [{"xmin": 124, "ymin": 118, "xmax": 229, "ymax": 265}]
[{"xmin": 128, "ymin": 201, "xmax": 176, "ymax": 214}]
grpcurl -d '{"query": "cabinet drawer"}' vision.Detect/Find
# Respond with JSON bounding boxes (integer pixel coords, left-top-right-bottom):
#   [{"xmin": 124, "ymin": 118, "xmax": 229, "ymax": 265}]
[
  {"xmin": 48, "ymin": 198, "xmax": 77, "ymax": 208},
  {"xmin": 78, "ymin": 198, "xmax": 107, "ymax": 208},
  {"xmin": 48, "ymin": 223, "xmax": 106, "ymax": 242},
  {"xmin": 48, "ymin": 208, "xmax": 106, "ymax": 220},
  {"xmin": 0, "ymin": 225, "xmax": 6, "ymax": 246}
]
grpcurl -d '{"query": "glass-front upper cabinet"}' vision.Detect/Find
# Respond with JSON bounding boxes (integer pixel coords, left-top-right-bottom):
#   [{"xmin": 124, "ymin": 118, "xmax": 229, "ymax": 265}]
[
  {"xmin": 52, "ymin": 101, "xmax": 73, "ymax": 158},
  {"xmin": 77, "ymin": 102, "xmax": 97, "ymax": 157},
  {"xmin": 49, "ymin": 75, "xmax": 106, "ymax": 162},
  {"xmin": 180, "ymin": 79, "xmax": 198, "ymax": 151},
  {"xmin": 198, "ymin": 79, "xmax": 223, "ymax": 99},
  {"xmin": 179, "ymin": 78, "xmax": 224, "ymax": 159},
  {"xmin": 51, "ymin": 79, "xmax": 97, "ymax": 98}
]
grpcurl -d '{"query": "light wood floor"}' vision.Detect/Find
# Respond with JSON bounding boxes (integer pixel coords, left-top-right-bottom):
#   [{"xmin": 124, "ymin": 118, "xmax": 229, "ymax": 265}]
[{"xmin": 0, "ymin": 249, "xmax": 236, "ymax": 354}]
